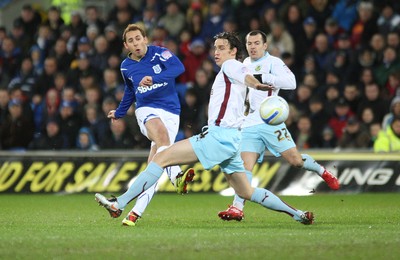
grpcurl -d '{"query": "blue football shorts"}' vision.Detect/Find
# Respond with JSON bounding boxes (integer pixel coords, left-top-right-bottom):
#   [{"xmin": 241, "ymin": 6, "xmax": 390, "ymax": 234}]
[
  {"xmin": 189, "ymin": 126, "xmax": 245, "ymax": 174},
  {"xmin": 241, "ymin": 123, "xmax": 296, "ymax": 163}
]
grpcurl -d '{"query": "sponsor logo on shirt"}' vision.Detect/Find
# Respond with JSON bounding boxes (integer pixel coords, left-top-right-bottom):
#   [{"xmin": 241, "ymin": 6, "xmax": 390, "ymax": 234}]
[{"xmin": 137, "ymin": 82, "xmax": 168, "ymax": 93}]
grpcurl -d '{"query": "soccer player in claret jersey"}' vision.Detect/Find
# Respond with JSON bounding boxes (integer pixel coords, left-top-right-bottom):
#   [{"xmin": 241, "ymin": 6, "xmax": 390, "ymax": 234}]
[
  {"xmin": 95, "ymin": 31, "xmax": 314, "ymax": 225},
  {"xmin": 96, "ymin": 24, "xmax": 194, "ymax": 226},
  {"xmin": 218, "ymin": 30, "xmax": 339, "ymax": 222}
]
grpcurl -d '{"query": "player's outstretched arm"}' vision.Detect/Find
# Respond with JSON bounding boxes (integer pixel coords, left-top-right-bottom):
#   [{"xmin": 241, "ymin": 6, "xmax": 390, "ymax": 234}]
[{"xmin": 245, "ymin": 74, "xmax": 274, "ymax": 91}]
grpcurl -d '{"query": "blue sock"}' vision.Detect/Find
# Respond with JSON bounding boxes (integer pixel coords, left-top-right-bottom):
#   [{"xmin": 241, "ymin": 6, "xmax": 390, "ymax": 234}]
[
  {"xmin": 117, "ymin": 162, "xmax": 163, "ymax": 208},
  {"xmin": 250, "ymin": 187, "xmax": 303, "ymax": 221},
  {"xmin": 233, "ymin": 170, "xmax": 253, "ymax": 210},
  {"xmin": 301, "ymin": 154, "xmax": 324, "ymax": 175}
]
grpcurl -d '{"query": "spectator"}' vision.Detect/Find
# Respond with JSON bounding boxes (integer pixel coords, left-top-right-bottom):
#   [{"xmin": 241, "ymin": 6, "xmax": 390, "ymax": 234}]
[
  {"xmin": 328, "ymin": 97, "xmax": 354, "ymax": 140},
  {"xmin": 150, "ymin": 26, "xmax": 169, "ymax": 47},
  {"xmin": 53, "ymin": 72, "xmax": 68, "ymax": 94},
  {"xmin": 138, "ymin": 7, "xmax": 159, "ymax": 39},
  {"xmin": 323, "ymin": 17, "xmax": 344, "ymax": 49},
  {"xmin": 179, "ymin": 88, "xmax": 202, "ymax": 138},
  {"xmin": 387, "ymin": 31, "xmax": 400, "ymax": 56},
  {"xmin": 292, "ymin": 83, "xmax": 312, "ymax": 115},
  {"xmin": 85, "ymin": 5, "xmax": 106, "ymax": 34},
  {"xmin": 292, "ymin": 115, "xmax": 315, "ymax": 149},
  {"xmin": 260, "ymin": 5, "xmax": 277, "ymax": 35},
  {"xmin": 234, "ymin": 0, "xmax": 262, "ymax": 33},
  {"xmin": 310, "ymin": 33, "xmax": 331, "ymax": 75},
  {"xmin": 360, "ymin": 106, "xmax": 376, "ymax": 129},
  {"xmin": 0, "ymin": 98, "xmax": 34, "ymax": 150},
  {"xmin": 374, "ymin": 115, "xmax": 400, "ymax": 152},
  {"xmin": 373, "ymin": 46, "xmax": 400, "ymax": 88},
  {"xmin": 369, "ymin": 33, "xmax": 386, "ymax": 65},
  {"xmin": 382, "ymin": 71, "xmax": 400, "ymax": 100},
  {"xmin": 306, "ymin": 0, "xmax": 333, "ymax": 33},
  {"xmin": 325, "ymin": 51, "xmax": 352, "ymax": 90},
  {"xmin": 201, "ymin": 1, "xmax": 225, "ymax": 44},
  {"xmin": 8, "ymin": 56, "xmax": 37, "ymax": 101},
  {"xmin": 89, "ymin": 35, "xmax": 110, "ymax": 72},
  {"xmin": 158, "ymin": 1, "xmax": 186, "ymax": 39},
  {"xmin": 58, "ymin": 100, "xmax": 82, "ymax": 148},
  {"xmin": 192, "ymin": 68, "xmax": 212, "ymax": 109},
  {"xmin": 82, "ymin": 103, "xmax": 108, "ymax": 145},
  {"xmin": 382, "ymin": 96, "xmax": 400, "ymax": 131},
  {"xmin": 180, "ymin": 38, "xmax": 208, "ymax": 84},
  {"xmin": 106, "ymin": 0, "xmax": 138, "ymax": 24},
  {"xmin": 99, "ymin": 119, "xmax": 136, "ymax": 149},
  {"xmin": 336, "ymin": 32, "xmax": 355, "ymax": 59},
  {"xmin": 331, "ymin": 0, "xmax": 358, "ymax": 32},
  {"xmin": 286, "ymin": 102, "xmax": 300, "ymax": 135},
  {"xmin": 83, "ymin": 86, "xmax": 103, "ymax": 107},
  {"xmin": 0, "ymin": 37, "xmax": 22, "ymax": 83},
  {"xmin": 76, "ymin": 127, "xmax": 99, "ymax": 151},
  {"xmin": 186, "ymin": 10, "xmax": 204, "ymax": 39},
  {"xmin": 30, "ymin": 45, "xmax": 45, "ymax": 76},
  {"xmin": 343, "ymin": 83, "xmax": 361, "ymax": 114},
  {"xmin": 33, "ymin": 56, "xmax": 58, "ymax": 98},
  {"xmin": 68, "ymin": 11, "xmax": 87, "ymax": 40},
  {"xmin": 28, "ymin": 118, "xmax": 68, "ymax": 150},
  {"xmin": 67, "ymin": 53, "xmax": 99, "ymax": 91},
  {"xmin": 10, "ymin": 20, "xmax": 31, "ymax": 56},
  {"xmin": 75, "ymin": 36, "xmax": 94, "ymax": 58},
  {"xmin": 368, "ymin": 122, "xmax": 381, "ymax": 148},
  {"xmin": 377, "ymin": 3, "xmax": 400, "ymax": 35},
  {"xmin": 113, "ymin": 8, "xmax": 134, "ymax": 37},
  {"xmin": 357, "ymin": 82, "xmax": 389, "ymax": 123},
  {"xmin": 0, "ymin": 88, "xmax": 10, "ymax": 126},
  {"xmin": 358, "ymin": 67, "xmax": 375, "ymax": 91},
  {"xmin": 308, "ymin": 95, "xmax": 329, "ymax": 140},
  {"xmin": 338, "ymin": 116, "xmax": 370, "ymax": 149},
  {"xmin": 323, "ymin": 84, "xmax": 341, "ymax": 116},
  {"xmin": 101, "ymin": 68, "xmax": 123, "ymax": 99},
  {"xmin": 282, "ymin": 3, "xmax": 307, "ymax": 70},
  {"xmin": 48, "ymin": 38, "xmax": 74, "ymax": 73},
  {"xmin": 85, "ymin": 25, "xmax": 100, "ymax": 46},
  {"xmin": 36, "ymin": 88, "xmax": 61, "ymax": 135},
  {"xmin": 302, "ymin": 17, "xmax": 318, "ymax": 54},
  {"xmin": 350, "ymin": 1, "xmax": 378, "ymax": 49},
  {"xmin": 43, "ymin": 6, "xmax": 65, "ymax": 41},
  {"xmin": 12, "ymin": 4, "xmax": 42, "ymax": 46},
  {"xmin": 266, "ymin": 21, "xmax": 295, "ymax": 57},
  {"xmin": 0, "ymin": 26, "xmax": 7, "ymax": 47},
  {"xmin": 9, "ymin": 86, "xmax": 33, "ymax": 116},
  {"xmin": 319, "ymin": 125, "xmax": 337, "ymax": 148},
  {"xmin": 104, "ymin": 25, "xmax": 123, "ymax": 56}
]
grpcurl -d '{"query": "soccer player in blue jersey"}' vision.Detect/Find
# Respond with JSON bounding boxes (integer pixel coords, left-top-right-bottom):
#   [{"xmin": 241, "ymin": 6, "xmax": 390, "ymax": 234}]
[
  {"xmin": 101, "ymin": 24, "xmax": 194, "ymax": 226},
  {"xmin": 218, "ymin": 30, "xmax": 340, "ymax": 221},
  {"xmin": 96, "ymin": 32, "xmax": 314, "ymax": 225}
]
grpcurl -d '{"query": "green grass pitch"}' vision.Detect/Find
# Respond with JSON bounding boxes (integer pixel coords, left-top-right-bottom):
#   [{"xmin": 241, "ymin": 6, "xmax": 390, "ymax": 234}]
[{"xmin": 1, "ymin": 193, "xmax": 399, "ymax": 259}]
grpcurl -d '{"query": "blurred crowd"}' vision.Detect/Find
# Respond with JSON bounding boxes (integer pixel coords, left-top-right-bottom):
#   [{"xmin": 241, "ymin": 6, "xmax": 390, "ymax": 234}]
[{"xmin": 0, "ymin": 0, "xmax": 399, "ymax": 152}]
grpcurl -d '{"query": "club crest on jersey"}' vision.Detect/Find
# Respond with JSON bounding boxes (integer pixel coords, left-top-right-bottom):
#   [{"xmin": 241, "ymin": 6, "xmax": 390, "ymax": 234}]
[
  {"xmin": 161, "ymin": 50, "xmax": 172, "ymax": 60},
  {"xmin": 255, "ymin": 65, "xmax": 261, "ymax": 71},
  {"xmin": 152, "ymin": 64, "xmax": 162, "ymax": 74}
]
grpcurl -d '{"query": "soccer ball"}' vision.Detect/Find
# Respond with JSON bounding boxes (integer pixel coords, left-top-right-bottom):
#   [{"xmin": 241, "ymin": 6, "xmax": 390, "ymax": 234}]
[{"xmin": 259, "ymin": 96, "xmax": 289, "ymax": 125}]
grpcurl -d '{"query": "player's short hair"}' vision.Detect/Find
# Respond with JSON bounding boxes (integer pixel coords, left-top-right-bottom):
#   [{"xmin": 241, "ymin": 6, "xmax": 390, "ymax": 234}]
[
  {"xmin": 214, "ymin": 32, "xmax": 244, "ymax": 60},
  {"xmin": 123, "ymin": 24, "xmax": 146, "ymax": 42},
  {"xmin": 246, "ymin": 30, "xmax": 267, "ymax": 43}
]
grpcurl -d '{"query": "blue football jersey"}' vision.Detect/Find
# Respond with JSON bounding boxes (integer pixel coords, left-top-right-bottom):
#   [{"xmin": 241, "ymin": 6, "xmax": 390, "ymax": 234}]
[{"xmin": 115, "ymin": 45, "xmax": 185, "ymax": 118}]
